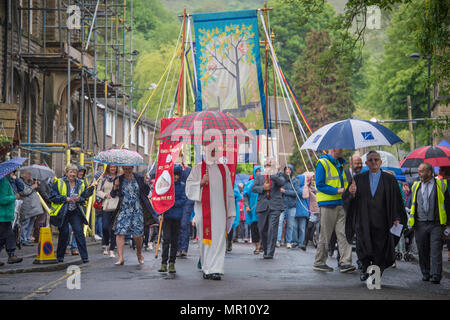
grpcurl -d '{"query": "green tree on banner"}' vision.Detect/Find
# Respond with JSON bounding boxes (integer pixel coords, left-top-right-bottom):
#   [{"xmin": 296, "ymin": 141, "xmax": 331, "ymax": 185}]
[{"xmin": 198, "ymin": 24, "xmax": 256, "ymax": 108}]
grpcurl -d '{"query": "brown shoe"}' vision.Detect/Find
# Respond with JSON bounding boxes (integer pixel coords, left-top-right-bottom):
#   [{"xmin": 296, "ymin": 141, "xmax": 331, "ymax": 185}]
[
  {"xmin": 7, "ymin": 255, "xmax": 23, "ymax": 264},
  {"xmin": 71, "ymin": 250, "xmax": 79, "ymax": 256}
]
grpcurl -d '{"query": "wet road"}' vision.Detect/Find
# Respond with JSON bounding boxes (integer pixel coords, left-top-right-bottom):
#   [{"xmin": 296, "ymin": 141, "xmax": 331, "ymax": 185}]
[{"xmin": 1, "ymin": 241, "xmax": 449, "ymax": 300}]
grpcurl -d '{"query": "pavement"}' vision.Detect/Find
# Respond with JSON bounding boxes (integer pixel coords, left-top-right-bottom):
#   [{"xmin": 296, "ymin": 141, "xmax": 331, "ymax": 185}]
[
  {"xmin": 1, "ymin": 236, "xmax": 449, "ymax": 279},
  {"xmin": 0, "ymin": 235, "xmax": 102, "ymax": 275}
]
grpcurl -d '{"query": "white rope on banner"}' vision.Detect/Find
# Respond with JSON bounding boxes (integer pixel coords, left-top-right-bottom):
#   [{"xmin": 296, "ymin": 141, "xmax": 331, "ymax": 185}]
[
  {"xmin": 258, "ymin": 10, "xmax": 315, "ymax": 169},
  {"xmin": 148, "ymin": 23, "xmax": 184, "ymax": 161}
]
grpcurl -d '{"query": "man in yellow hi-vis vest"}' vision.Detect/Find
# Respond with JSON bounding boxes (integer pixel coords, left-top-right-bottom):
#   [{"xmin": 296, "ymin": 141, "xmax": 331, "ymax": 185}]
[
  {"xmin": 409, "ymin": 162, "xmax": 450, "ymax": 284},
  {"xmin": 313, "ymin": 148, "xmax": 355, "ymax": 273}
]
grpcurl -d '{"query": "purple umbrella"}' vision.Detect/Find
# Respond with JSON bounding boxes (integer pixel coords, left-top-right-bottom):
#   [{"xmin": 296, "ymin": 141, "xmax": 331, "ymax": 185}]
[{"xmin": 0, "ymin": 157, "xmax": 27, "ymax": 180}]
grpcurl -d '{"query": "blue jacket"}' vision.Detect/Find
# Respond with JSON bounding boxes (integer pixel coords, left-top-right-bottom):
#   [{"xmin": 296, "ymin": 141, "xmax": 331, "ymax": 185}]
[
  {"xmin": 243, "ymin": 166, "xmax": 262, "ymax": 225},
  {"xmin": 232, "ymin": 183, "xmax": 242, "ymax": 230},
  {"xmin": 164, "ymin": 179, "xmax": 187, "ymax": 220},
  {"xmin": 49, "ymin": 177, "xmax": 94, "ymax": 227},
  {"xmin": 282, "ymin": 164, "xmax": 300, "ymax": 209},
  {"xmin": 315, "ymin": 153, "xmax": 346, "ymax": 207},
  {"xmin": 9, "ymin": 177, "xmax": 24, "ymax": 194},
  {"xmin": 295, "ymin": 174, "xmax": 310, "ymax": 218},
  {"xmin": 181, "ymin": 166, "xmax": 195, "ymax": 217}
]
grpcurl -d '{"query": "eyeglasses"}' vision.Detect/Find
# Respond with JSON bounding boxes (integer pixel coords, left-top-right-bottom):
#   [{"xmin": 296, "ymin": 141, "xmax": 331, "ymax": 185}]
[{"xmin": 367, "ymin": 158, "xmax": 381, "ymax": 162}]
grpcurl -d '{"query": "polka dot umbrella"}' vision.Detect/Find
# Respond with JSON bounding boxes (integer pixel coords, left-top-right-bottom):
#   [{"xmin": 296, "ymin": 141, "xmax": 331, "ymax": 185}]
[{"xmin": 0, "ymin": 157, "xmax": 27, "ymax": 180}]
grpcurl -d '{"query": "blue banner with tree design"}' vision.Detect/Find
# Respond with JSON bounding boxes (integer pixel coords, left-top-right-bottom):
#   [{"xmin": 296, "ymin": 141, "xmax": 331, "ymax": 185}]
[{"xmin": 192, "ymin": 10, "xmax": 266, "ymax": 129}]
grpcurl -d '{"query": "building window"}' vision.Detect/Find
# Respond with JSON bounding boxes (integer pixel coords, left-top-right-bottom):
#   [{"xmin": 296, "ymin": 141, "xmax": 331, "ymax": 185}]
[
  {"xmin": 106, "ymin": 111, "xmax": 113, "ymax": 136},
  {"xmin": 138, "ymin": 126, "xmax": 144, "ymax": 147},
  {"xmin": 124, "ymin": 119, "xmax": 130, "ymax": 149},
  {"xmin": 143, "ymin": 126, "xmax": 149, "ymax": 155},
  {"xmin": 130, "ymin": 121, "xmax": 136, "ymax": 145}
]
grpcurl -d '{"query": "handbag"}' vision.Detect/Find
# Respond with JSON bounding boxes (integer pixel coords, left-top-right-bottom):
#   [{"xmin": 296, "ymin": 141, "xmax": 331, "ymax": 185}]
[
  {"xmin": 93, "ymin": 196, "xmax": 103, "ymax": 210},
  {"xmin": 93, "ymin": 178, "xmax": 108, "ymax": 210}
]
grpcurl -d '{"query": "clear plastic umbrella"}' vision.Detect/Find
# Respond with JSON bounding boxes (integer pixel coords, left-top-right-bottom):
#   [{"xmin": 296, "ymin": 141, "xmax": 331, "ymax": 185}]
[{"xmin": 93, "ymin": 149, "xmax": 146, "ymax": 166}]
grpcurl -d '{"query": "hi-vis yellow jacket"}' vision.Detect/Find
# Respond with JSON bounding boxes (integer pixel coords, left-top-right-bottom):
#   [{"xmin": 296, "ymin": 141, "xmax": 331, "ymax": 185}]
[
  {"xmin": 409, "ymin": 178, "xmax": 447, "ymax": 227},
  {"xmin": 316, "ymin": 157, "xmax": 349, "ymax": 204},
  {"xmin": 50, "ymin": 178, "xmax": 86, "ymax": 217}
]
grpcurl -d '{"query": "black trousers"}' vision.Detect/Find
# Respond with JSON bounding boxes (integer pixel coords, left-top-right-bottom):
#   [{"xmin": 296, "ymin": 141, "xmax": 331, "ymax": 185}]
[
  {"xmin": 56, "ymin": 211, "xmax": 88, "ymax": 261},
  {"xmin": 102, "ymin": 210, "xmax": 116, "ymax": 251},
  {"xmin": 258, "ymin": 209, "xmax": 282, "ymax": 256},
  {"xmin": 0, "ymin": 222, "xmax": 16, "ymax": 255},
  {"xmin": 161, "ymin": 219, "xmax": 181, "ymax": 265},
  {"xmin": 250, "ymin": 221, "xmax": 260, "ymax": 243},
  {"xmin": 415, "ymin": 221, "xmax": 444, "ymax": 279}
]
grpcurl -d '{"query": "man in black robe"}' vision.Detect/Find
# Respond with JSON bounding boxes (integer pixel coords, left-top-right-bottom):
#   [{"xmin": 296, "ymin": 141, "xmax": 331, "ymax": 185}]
[{"xmin": 343, "ymin": 151, "xmax": 407, "ymax": 281}]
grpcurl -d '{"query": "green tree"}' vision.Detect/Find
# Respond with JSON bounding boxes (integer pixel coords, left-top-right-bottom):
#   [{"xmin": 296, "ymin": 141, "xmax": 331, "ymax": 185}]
[
  {"xmin": 359, "ymin": 0, "xmax": 430, "ymax": 150},
  {"xmin": 291, "ymin": 29, "xmax": 355, "ymax": 131},
  {"xmin": 134, "ymin": 43, "xmax": 182, "ymax": 119},
  {"xmin": 266, "ymin": 0, "xmax": 337, "ymax": 80}
]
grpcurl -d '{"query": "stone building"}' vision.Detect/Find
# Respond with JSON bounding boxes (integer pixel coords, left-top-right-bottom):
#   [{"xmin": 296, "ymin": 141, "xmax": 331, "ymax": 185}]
[{"xmin": 0, "ymin": 1, "xmax": 158, "ymax": 176}]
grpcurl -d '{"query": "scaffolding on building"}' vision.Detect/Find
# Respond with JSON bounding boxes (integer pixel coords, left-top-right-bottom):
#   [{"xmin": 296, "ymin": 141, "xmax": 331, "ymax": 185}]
[{"xmin": 9, "ymin": 0, "xmax": 137, "ymax": 164}]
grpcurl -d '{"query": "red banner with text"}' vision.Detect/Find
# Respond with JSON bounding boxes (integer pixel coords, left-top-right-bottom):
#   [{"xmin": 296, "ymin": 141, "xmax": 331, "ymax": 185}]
[{"xmin": 151, "ymin": 118, "xmax": 182, "ymax": 214}]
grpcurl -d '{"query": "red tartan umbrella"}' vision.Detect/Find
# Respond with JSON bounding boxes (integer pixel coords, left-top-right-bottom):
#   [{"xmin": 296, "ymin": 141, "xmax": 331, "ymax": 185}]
[
  {"xmin": 400, "ymin": 145, "xmax": 450, "ymax": 168},
  {"xmin": 158, "ymin": 110, "xmax": 251, "ymax": 145}
]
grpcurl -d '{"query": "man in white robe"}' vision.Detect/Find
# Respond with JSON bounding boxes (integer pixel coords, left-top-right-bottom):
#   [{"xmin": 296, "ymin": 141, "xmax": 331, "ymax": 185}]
[{"xmin": 186, "ymin": 145, "xmax": 236, "ymax": 280}]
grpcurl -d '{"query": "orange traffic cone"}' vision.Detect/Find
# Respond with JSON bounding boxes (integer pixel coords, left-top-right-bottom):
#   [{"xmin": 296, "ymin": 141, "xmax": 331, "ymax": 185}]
[{"xmin": 33, "ymin": 227, "xmax": 58, "ymax": 264}]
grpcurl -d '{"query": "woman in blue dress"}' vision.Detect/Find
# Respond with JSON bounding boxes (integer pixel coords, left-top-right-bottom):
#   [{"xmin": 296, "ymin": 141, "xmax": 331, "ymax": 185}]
[{"xmin": 111, "ymin": 166, "xmax": 157, "ymax": 266}]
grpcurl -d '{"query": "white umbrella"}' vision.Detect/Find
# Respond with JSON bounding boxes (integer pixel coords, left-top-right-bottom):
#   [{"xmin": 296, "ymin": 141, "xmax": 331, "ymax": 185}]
[
  {"xmin": 19, "ymin": 164, "xmax": 56, "ymax": 180},
  {"xmin": 361, "ymin": 150, "xmax": 402, "ymax": 175},
  {"xmin": 300, "ymin": 119, "xmax": 402, "ymax": 151}
]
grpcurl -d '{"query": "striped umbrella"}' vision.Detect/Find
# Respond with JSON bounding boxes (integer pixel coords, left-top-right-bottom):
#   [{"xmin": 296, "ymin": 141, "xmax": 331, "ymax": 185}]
[
  {"xmin": 400, "ymin": 146, "xmax": 450, "ymax": 168},
  {"xmin": 158, "ymin": 111, "xmax": 250, "ymax": 145}
]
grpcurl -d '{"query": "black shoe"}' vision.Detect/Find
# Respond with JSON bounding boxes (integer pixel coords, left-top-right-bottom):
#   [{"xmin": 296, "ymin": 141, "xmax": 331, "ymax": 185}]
[
  {"xmin": 210, "ymin": 273, "xmax": 221, "ymax": 280},
  {"xmin": 202, "ymin": 272, "xmax": 211, "ymax": 279},
  {"xmin": 360, "ymin": 271, "xmax": 369, "ymax": 281},
  {"xmin": 422, "ymin": 274, "xmax": 430, "ymax": 281},
  {"xmin": 0, "ymin": 261, "xmax": 4, "ymax": 267},
  {"xmin": 313, "ymin": 264, "xmax": 334, "ymax": 272},
  {"xmin": 430, "ymin": 276, "xmax": 440, "ymax": 284},
  {"xmin": 57, "ymin": 258, "xmax": 64, "ymax": 263},
  {"xmin": 339, "ymin": 264, "xmax": 356, "ymax": 273},
  {"xmin": 263, "ymin": 255, "xmax": 273, "ymax": 259},
  {"xmin": 300, "ymin": 245, "xmax": 306, "ymax": 251},
  {"xmin": 82, "ymin": 259, "xmax": 89, "ymax": 263}
]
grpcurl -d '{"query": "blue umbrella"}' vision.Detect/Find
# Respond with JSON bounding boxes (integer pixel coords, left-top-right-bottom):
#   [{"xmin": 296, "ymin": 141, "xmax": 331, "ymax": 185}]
[
  {"xmin": 438, "ymin": 140, "xmax": 450, "ymax": 147},
  {"xmin": 300, "ymin": 119, "xmax": 402, "ymax": 151},
  {"xmin": 0, "ymin": 157, "xmax": 27, "ymax": 180},
  {"xmin": 235, "ymin": 173, "xmax": 249, "ymax": 186}
]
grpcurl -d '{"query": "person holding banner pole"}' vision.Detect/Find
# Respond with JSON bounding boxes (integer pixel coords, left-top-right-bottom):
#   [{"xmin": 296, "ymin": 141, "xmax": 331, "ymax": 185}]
[{"xmin": 158, "ymin": 165, "xmax": 187, "ymax": 273}]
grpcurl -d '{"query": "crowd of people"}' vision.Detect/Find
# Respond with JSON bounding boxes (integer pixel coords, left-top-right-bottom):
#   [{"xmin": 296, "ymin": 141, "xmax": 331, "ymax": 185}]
[{"xmin": 0, "ymin": 147, "xmax": 449, "ymax": 285}]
